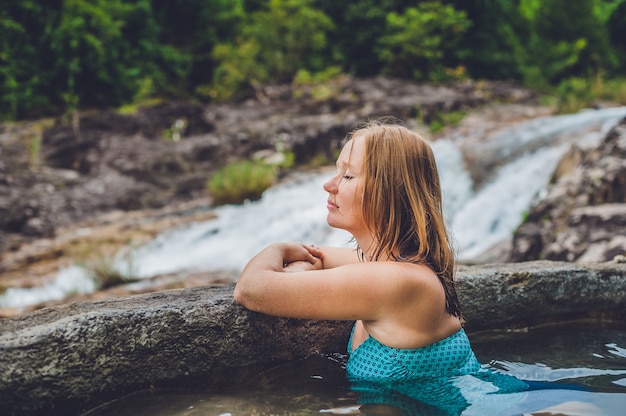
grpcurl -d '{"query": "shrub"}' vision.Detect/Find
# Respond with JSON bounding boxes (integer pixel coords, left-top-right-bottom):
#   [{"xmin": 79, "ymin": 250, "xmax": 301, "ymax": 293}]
[
  {"xmin": 425, "ymin": 110, "xmax": 467, "ymax": 133},
  {"xmin": 80, "ymin": 250, "xmax": 139, "ymax": 290},
  {"xmin": 552, "ymin": 75, "xmax": 626, "ymax": 114},
  {"xmin": 207, "ymin": 160, "xmax": 278, "ymax": 205},
  {"xmin": 555, "ymin": 77, "xmax": 594, "ymax": 113}
]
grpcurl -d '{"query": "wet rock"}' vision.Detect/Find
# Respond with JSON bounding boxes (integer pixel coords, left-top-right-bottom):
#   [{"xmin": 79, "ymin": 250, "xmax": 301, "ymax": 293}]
[
  {"xmin": 0, "ymin": 260, "xmax": 624, "ymax": 416},
  {"xmin": 0, "ymin": 286, "xmax": 352, "ymax": 416},
  {"xmin": 510, "ymin": 117, "xmax": 626, "ymax": 262}
]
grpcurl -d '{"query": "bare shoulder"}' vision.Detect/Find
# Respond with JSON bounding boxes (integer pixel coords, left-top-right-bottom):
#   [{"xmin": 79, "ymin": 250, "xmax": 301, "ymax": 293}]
[
  {"xmin": 378, "ymin": 261, "xmax": 440, "ymax": 291},
  {"xmin": 336, "ymin": 260, "xmax": 441, "ymax": 298},
  {"xmin": 358, "ymin": 260, "xmax": 438, "ymax": 282}
]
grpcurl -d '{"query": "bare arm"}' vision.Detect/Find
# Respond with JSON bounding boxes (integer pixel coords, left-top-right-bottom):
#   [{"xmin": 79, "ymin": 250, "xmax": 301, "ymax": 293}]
[
  {"xmin": 317, "ymin": 245, "xmax": 361, "ymax": 268},
  {"xmin": 281, "ymin": 245, "xmax": 360, "ymax": 272},
  {"xmin": 234, "ymin": 242, "xmax": 462, "ymax": 349},
  {"xmin": 234, "ymin": 242, "xmax": 424, "ymax": 321}
]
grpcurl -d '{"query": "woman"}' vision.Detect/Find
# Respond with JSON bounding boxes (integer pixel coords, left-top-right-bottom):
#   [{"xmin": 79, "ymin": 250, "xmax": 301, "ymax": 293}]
[{"xmin": 234, "ymin": 122, "xmax": 481, "ymax": 383}]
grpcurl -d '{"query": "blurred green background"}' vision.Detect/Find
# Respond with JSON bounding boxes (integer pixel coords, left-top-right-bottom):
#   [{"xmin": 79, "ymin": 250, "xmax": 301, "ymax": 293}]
[{"xmin": 1, "ymin": 0, "xmax": 625, "ymax": 121}]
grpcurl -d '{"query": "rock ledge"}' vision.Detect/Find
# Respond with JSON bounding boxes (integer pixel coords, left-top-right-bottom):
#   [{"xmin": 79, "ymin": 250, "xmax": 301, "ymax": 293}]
[{"xmin": 1, "ymin": 260, "xmax": 625, "ymax": 415}]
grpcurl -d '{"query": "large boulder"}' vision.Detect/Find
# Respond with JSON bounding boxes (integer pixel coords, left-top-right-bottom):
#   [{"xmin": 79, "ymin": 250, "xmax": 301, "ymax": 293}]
[
  {"xmin": 510, "ymin": 116, "xmax": 626, "ymax": 262},
  {"xmin": 1, "ymin": 260, "xmax": 624, "ymax": 416}
]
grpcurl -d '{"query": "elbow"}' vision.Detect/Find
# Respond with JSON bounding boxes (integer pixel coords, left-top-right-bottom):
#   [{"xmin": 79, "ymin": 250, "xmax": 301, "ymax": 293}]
[
  {"xmin": 233, "ymin": 282, "xmax": 256, "ymax": 311},
  {"xmin": 233, "ymin": 283, "xmax": 246, "ymax": 306}
]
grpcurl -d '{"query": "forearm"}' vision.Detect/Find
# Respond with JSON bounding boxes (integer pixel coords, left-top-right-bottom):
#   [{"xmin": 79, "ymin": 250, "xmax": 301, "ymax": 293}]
[
  {"xmin": 234, "ymin": 242, "xmax": 322, "ymax": 310},
  {"xmin": 234, "ymin": 244, "xmax": 282, "ymax": 305},
  {"xmin": 242, "ymin": 243, "xmax": 285, "ymax": 274}
]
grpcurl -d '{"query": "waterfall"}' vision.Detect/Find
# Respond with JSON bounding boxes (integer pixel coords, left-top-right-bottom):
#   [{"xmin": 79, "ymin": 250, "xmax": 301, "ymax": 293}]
[
  {"xmin": 130, "ymin": 172, "xmax": 353, "ymax": 277},
  {"xmin": 1, "ymin": 107, "xmax": 625, "ymax": 308}
]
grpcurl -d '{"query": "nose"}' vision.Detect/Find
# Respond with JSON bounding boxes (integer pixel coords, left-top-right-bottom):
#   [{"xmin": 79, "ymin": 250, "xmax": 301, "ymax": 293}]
[{"xmin": 323, "ymin": 175, "xmax": 338, "ymax": 193}]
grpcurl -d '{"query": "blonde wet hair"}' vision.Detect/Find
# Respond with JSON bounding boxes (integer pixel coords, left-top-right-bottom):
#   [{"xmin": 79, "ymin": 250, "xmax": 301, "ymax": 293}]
[{"xmin": 348, "ymin": 121, "xmax": 462, "ymax": 318}]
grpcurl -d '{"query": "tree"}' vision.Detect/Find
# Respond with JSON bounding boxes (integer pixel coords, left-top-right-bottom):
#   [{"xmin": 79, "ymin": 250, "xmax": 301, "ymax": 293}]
[
  {"xmin": 607, "ymin": 1, "xmax": 626, "ymax": 73},
  {"xmin": 210, "ymin": 0, "xmax": 334, "ymax": 99},
  {"xmin": 317, "ymin": 0, "xmax": 415, "ymax": 76},
  {"xmin": 446, "ymin": 0, "xmax": 529, "ymax": 81},
  {"xmin": 523, "ymin": 0, "xmax": 615, "ymax": 86},
  {"xmin": 375, "ymin": 2, "xmax": 471, "ymax": 81},
  {"xmin": 0, "ymin": 1, "xmax": 61, "ymax": 119},
  {"xmin": 150, "ymin": 0, "xmax": 244, "ymax": 97}
]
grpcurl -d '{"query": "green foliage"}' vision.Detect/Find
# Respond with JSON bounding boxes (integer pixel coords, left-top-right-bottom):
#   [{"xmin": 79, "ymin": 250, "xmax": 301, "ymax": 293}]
[
  {"xmin": 318, "ymin": 1, "xmax": 433, "ymax": 76},
  {"xmin": 376, "ymin": 2, "xmax": 471, "ymax": 81},
  {"xmin": 293, "ymin": 66, "xmax": 342, "ymax": 85},
  {"xmin": 601, "ymin": 77, "xmax": 626, "ymax": 104},
  {"xmin": 448, "ymin": 0, "xmax": 530, "ymax": 81},
  {"xmin": 554, "ymin": 77, "xmax": 595, "ymax": 114},
  {"xmin": 210, "ymin": 39, "xmax": 266, "ymax": 101},
  {"xmin": 0, "ymin": 0, "xmax": 244, "ymax": 119},
  {"xmin": 26, "ymin": 131, "xmax": 41, "ymax": 169},
  {"xmin": 522, "ymin": 0, "xmax": 616, "ymax": 87},
  {"xmin": 116, "ymin": 97, "xmax": 163, "ymax": 115},
  {"xmin": 80, "ymin": 249, "xmax": 140, "ymax": 290},
  {"xmin": 1, "ymin": 0, "xmax": 625, "ymax": 120},
  {"xmin": 150, "ymin": 0, "xmax": 245, "ymax": 95},
  {"xmin": 207, "ymin": 160, "xmax": 278, "ymax": 205},
  {"xmin": 307, "ymin": 153, "xmax": 331, "ymax": 168},
  {"xmin": 552, "ymin": 75, "xmax": 626, "ymax": 113},
  {"xmin": 0, "ymin": 1, "xmax": 55, "ymax": 119},
  {"xmin": 607, "ymin": 1, "xmax": 626, "ymax": 73},
  {"xmin": 292, "ymin": 66, "xmax": 343, "ymax": 101},
  {"xmin": 210, "ymin": 0, "xmax": 334, "ymax": 100},
  {"xmin": 519, "ymin": 0, "xmax": 541, "ymax": 20},
  {"xmin": 427, "ymin": 110, "xmax": 467, "ymax": 133}
]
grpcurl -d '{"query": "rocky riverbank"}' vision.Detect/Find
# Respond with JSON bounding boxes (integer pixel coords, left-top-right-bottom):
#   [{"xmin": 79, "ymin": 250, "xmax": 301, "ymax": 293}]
[
  {"xmin": 0, "ymin": 78, "xmax": 548, "ymax": 316},
  {"xmin": 510, "ymin": 115, "xmax": 626, "ymax": 263},
  {"xmin": 1, "ymin": 260, "xmax": 624, "ymax": 416},
  {"xmin": 1, "ymin": 77, "xmax": 625, "ymax": 415},
  {"xmin": 1, "ymin": 77, "xmax": 625, "ymax": 318}
]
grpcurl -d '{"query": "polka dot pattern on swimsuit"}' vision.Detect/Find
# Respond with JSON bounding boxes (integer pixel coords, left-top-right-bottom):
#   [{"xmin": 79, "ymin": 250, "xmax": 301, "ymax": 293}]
[{"xmin": 346, "ymin": 327, "xmax": 482, "ymax": 381}]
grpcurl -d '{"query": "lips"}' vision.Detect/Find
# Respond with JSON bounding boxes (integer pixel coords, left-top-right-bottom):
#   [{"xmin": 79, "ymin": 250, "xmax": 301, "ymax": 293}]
[{"xmin": 327, "ymin": 199, "xmax": 338, "ymax": 209}]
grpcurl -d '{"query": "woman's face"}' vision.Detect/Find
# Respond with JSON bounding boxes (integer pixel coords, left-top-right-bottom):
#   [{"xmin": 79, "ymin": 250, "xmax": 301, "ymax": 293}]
[{"xmin": 323, "ymin": 137, "xmax": 368, "ymax": 237}]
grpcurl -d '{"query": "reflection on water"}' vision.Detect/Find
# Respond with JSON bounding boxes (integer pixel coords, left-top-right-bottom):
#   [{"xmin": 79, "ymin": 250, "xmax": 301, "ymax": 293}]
[{"xmin": 82, "ymin": 322, "xmax": 626, "ymax": 416}]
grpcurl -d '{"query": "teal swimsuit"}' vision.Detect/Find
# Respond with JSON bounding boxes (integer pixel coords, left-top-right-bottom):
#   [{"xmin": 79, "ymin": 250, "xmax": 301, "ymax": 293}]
[
  {"xmin": 346, "ymin": 326, "xmax": 482, "ymax": 382},
  {"xmin": 346, "ymin": 325, "xmax": 530, "ymax": 414}
]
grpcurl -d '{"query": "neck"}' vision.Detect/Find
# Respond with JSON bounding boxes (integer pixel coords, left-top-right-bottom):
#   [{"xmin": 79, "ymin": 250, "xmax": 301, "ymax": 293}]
[{"xmin": 355, "ymin": 236, "xmax": 393, "ymax": 262}]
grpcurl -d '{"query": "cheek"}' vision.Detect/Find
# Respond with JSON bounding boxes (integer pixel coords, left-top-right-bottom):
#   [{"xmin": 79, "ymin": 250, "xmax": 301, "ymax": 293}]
[{"xmin": 351, "ymin": 186, "xmax": 365, "ymax": 215}]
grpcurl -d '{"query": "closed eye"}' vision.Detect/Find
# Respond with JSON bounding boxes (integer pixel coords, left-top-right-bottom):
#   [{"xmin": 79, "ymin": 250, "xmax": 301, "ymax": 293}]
[{"xmin": 342, "ymin": 175, "xmax": 354, "ymax": 180}]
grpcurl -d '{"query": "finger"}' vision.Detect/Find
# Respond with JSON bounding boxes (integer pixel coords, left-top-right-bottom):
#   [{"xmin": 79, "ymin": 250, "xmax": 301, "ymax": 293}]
[
  {"xmin": 304, "ymin": 243, "xmax": 324, "ymax": 258},
  {"xmin": 296, "ymin": 244, "xmax": 319, "ymax": 264},
  {"xmin": 283, "ymin": 242, "xmax": 317, "ymax": 264}
]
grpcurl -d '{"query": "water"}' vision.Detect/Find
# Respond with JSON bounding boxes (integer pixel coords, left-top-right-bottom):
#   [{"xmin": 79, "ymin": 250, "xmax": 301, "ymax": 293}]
[
  {"xmin": 2, "ymin": 106, "xmax": 626, "ymax": 308},
  {"xmin": 82, "ymin": 322, "xmax": 626, "ymax": 416}
]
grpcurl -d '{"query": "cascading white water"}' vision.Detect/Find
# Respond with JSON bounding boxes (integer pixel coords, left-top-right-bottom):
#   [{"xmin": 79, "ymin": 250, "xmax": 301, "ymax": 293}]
[
  {"xmin": 130, "ymin": 172, "xmax": 353, "ymax": 277},
  {"xmin": 2, "ymin": 107, "xmax": 625, "ymax": 308}
]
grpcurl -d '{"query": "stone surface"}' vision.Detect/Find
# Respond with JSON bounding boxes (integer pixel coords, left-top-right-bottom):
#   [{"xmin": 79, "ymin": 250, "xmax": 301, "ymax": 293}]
[
  {"xmin": 1, "ymin": 260, "xmax": 624, "ymax": 416},
  {"xmin": 0, "ymin": 286, "xmax": 352, "ymax": 416},
  {"xmin": 510, "ymin": 116, "xmax": 626, "ymax": 262}
]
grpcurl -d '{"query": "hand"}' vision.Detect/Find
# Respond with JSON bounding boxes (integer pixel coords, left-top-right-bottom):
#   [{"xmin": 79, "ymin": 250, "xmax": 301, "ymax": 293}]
[
  {"xmin": 283, "ymin": 258, "xmax": 323, "ymax": 272},
  {"xmin": 278, "ymin": 242, "xmax": 324, "ymax": 268}
]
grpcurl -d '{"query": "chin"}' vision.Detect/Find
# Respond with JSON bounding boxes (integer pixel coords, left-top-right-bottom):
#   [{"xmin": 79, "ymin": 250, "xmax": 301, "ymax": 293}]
[{"xmin": 326, "ymin": 218, "xmax": 342, "ymax": 230}]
